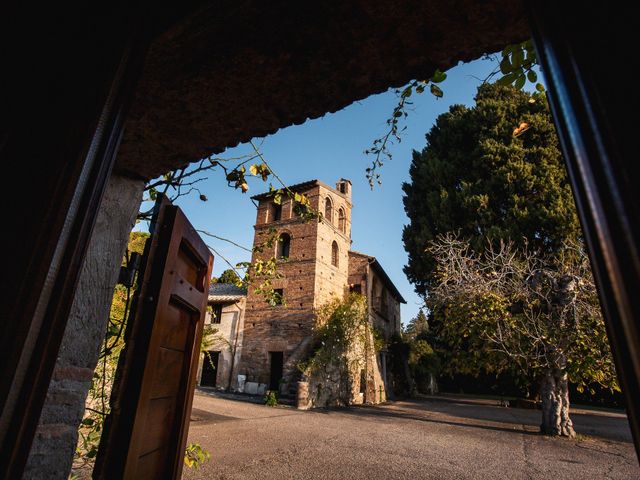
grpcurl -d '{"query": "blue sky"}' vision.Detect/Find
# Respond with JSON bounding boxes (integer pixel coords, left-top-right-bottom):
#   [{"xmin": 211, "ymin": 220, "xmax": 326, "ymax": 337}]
[{"xmin": 142, "ymin": 58, "xmax": 502, "ymax": 326}]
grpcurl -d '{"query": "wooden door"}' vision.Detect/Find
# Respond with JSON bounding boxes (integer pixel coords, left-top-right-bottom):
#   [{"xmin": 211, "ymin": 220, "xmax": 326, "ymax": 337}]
[{"xmin": 95, "ymin": 198, "xmax": 213, "ymax": 479}]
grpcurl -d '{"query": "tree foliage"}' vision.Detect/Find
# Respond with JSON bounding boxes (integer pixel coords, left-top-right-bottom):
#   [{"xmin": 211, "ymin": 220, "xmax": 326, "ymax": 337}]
[
  {"xmin": 402, "ymin": 83, "xmax": 581, "ymax": 298},
  {"xmin": 400, "ymin": 84, "xmax": 618, "ymax": 431},
  {"xmin": 404, "ymin": 309, "xmax": 429, "ymax": 341},
  {"xmin": 427, "ymin": 234, "xmax": 617, "ymax": 436},
  {"xmin": 213, "ymin": 268, "xmax": 242, "ymax": 285},
  {"xmin": 428, "ymin": 234, "xmax": 617, "ymax": 392},
  {"xmin": 402, "ymin": 310, "xmax": 440, "ymax": 394}
]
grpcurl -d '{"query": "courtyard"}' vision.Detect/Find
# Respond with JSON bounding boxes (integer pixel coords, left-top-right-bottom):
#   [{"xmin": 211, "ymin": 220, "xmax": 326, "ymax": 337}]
[{"xmin": 184, "ymin": 392, "xmax": 639, "ymax": 479}]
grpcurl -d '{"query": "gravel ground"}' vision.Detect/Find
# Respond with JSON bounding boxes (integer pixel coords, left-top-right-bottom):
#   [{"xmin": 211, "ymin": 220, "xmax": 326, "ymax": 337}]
[{"xmin": 183, "ymin": 391, "xmax": 639, "ymax": 479}]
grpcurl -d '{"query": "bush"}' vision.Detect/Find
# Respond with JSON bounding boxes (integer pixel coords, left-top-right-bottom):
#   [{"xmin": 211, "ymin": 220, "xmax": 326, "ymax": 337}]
[{"xmin": 264, "ymin": 390, "xmax": 278, "ymax": 407}]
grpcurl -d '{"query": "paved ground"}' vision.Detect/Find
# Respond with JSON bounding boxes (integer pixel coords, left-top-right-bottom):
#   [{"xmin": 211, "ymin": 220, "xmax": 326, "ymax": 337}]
[{"xmin": 183, "ymin": 391, "xmax": 640, "ymax": 479}]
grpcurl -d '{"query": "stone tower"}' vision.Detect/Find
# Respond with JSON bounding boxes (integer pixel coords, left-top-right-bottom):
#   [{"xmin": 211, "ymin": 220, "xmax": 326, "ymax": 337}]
[{"xmin": 236, "ymin": 179, "xmax": 353, "ymax": 392}]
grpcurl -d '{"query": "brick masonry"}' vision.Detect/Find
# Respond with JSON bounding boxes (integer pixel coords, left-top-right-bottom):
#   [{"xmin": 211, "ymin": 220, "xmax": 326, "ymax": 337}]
[{"xmin": 226, "ymin": 179, "xmax": 405, "ymax": 400}]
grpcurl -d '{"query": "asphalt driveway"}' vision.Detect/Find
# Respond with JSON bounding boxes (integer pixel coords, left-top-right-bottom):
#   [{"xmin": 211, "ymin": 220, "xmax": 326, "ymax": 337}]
[{"xmin": 183, "ymin": 392, "xmax": 639, "ymax": 479}]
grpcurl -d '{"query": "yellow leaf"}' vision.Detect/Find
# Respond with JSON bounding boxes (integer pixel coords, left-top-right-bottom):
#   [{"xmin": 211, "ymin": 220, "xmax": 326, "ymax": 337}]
[{"xmin": 512, "ymin": 122, "xmax": 530, "ymax": 137}]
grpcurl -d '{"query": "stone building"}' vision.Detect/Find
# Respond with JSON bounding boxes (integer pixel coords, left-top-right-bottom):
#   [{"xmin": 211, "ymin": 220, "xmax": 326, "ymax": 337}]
[
  {"xmin": 198, "ymin": 178, "xmax": 405, "ymax": 403},
  {"xmin": 196, "ymin": 284, "xmax": 247, "ymax": 391}
]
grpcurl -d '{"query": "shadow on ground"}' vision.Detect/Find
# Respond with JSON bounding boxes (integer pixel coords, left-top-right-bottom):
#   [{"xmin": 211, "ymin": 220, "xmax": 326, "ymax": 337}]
[{"xmin": 314, "ymin": 396, "xmax": 633, "ymax": 443}]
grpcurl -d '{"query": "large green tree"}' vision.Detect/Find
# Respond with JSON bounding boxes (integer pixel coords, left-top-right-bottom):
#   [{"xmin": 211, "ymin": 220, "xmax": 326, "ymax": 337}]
[
  {"xmin": 402, "ymin": 83, "xmax": 581, "ymax": 297},
  {"xmin": 402, "ymin": 84, "xmax": 616, "ymax": 436}
]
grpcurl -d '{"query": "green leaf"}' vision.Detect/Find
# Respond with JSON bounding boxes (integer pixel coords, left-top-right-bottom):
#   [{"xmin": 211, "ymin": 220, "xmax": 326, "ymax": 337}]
[
  {"xmin": 536, "ymin": 82, "xmax": 546, "ymax": 92},
  {"xmin": 496, "ymin": 72, "xmax": 517, "ymax": 86},
  {"xmin": 499, "ymin": 57, "xmax": 512, "ymax": 74},
  {"xmin": 431, "ymin": 69, "xmax": 447, "ymax": 83},
  {"xmin": 527, "ymin": 70, "xmax": 537, "ymax": 83},
  {"xmin": 514, "ymin": 73, "xmax": 526, "ymax": 90},
  {"xmin": 430, "ymin": 84, "xmax": 443, "ymax": 98},
  {"xmin": 401, "ymin": 86, "xmax": 413, "ymax": 98},
  {"xmin": 502, "ymin": 44, "xmax": 515, "ymax": 56},
  {"xmin": 199, "ymin": 194, "xmax": 208, "ymax": 201},
  {"xmin": 512, "ymin": 48, "xmax": 524, "ymax": 69}
]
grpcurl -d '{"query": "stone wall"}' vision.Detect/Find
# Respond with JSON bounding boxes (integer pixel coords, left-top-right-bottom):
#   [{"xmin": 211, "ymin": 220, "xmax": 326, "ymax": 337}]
[
  {"xmin": 303, "ymin": 300, "xmax": 387, "ymax": 408},
  {"xmin": 196, "ymin": 298, "xmax": 246, "ymax": 391},
  {"xmin": 348, "ymin": 251, "xmax": 403, "ymax": 400},
  {"xmin": 24, "ymin": 175, "xmax": 144, "ymax": 479}
]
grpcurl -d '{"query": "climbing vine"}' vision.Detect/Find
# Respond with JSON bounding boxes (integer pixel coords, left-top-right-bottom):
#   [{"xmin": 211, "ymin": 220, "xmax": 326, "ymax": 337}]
[
  {"xmin": 73, "ymin": 233, "xmax": 148, "ymax": 475},
  {"xmin": 365, "ymin": 40, "xmax": 543, "ymax": 187},
  {"xmin": 298, "ymin": 294, "xmax": 384, "ymax": 406}
]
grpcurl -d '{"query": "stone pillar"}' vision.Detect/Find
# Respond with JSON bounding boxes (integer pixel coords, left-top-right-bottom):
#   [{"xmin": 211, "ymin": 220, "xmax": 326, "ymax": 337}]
[
  {"xmin": 296, "ymin": 381, "xmax": 311, "ymax": 410},
  {"xmin": 23, "ymin": 174, "xmax": 144, "ymax": 479}
]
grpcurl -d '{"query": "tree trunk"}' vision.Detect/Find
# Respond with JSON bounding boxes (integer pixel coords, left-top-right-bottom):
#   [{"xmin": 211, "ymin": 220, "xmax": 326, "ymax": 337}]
[{"xmin": 539, "ymin": 370, "xmax": 575, "ymax": 437}]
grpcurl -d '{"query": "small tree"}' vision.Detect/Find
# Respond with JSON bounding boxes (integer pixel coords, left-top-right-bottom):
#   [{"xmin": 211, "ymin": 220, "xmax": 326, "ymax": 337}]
[
  {"xmin": 404, "ymin": 309, "xmax": 429, "ymax": 341},
  {"xmin": 402, "ymin": 310, "xmax": 440, "ymax": 394},
  {"xmin": 213, "ymin": 268, "xmax": 242, "ymax": 285},
  {"xmin": 428, "ymin": 234, "xmax": 618, "ymax": 437}
]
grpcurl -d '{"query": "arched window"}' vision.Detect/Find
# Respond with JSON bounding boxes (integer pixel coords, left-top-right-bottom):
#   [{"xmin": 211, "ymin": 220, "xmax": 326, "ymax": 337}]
[
  {"xmin": 331, "ymin": 241, "xmax": 339, "ymax": 267},
  {"xmin": 338, "ymin": 208, "xmax": 346, "ymax": 233},
  {"xmin": 277, "ymin": 233, "xmax": 290, "ymax": 259},
  {"xmin": 324, "ymin": 197, "xmax": 333, "ymax": 224}
]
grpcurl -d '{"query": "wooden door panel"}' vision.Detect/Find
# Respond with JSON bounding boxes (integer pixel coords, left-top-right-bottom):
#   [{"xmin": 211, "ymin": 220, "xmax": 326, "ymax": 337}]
[
  {"xmin": 176, "ymin": 245, "xmax": 204, "ymax": 289},
  {"xmin": 95, "ymin": 199, "xmax": 213, "ymax": 480},
  {"xmin": 156, "ymin": 301, "xmax": 192, "ymax": 350},
  {"xmin": 140, "ymin": 397, "xmax": 177, "ymax": 455},
  {"xmin": 150, "ymin": 348, "xmax": 185, "ymax": 397},
  {"xmin": 136, "ymin": 447, "xmax": 169, "ymax": 479}
]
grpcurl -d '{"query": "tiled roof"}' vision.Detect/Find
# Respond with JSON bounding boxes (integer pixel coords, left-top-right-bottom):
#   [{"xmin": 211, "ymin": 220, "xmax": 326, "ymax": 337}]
[
  {"xmin": 250, "ymin": 179, "xmax": 349, "ymax": 201},
  {"xmin": 251, "ymin": 180, "xmax": 319, "ymax": 201},
  {"xmin": 208, "ymin": 283, "xmax": 247, "ymax": 302}
]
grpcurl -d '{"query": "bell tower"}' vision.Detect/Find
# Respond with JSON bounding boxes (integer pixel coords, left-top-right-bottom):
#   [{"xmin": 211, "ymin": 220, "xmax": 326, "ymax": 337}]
[{"xmin": 236, "ymin": 179, "xmax": 352, "ymax": 390}]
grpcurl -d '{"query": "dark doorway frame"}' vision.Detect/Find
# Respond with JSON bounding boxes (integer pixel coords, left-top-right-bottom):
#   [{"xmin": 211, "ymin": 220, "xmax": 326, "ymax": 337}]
[
  {"xmin": 201, "ymin": 351, "xmax": 220, "ymax": 388},
  {"xmin": 2, "ymin": 3, "xmax": 640, "ymax": 477},
  {"xmin": 269, "ymin": 352, "xmax": 284, "ymax": 392},
  {"xmin": 529, "ymin": 1, "xmax": 640, "ymax": 459}
]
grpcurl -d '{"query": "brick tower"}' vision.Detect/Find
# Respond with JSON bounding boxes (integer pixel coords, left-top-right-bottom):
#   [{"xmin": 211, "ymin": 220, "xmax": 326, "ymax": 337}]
[{"xmin": 236, "ymin": 179, "xmax": 353, "ymax": 392}]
